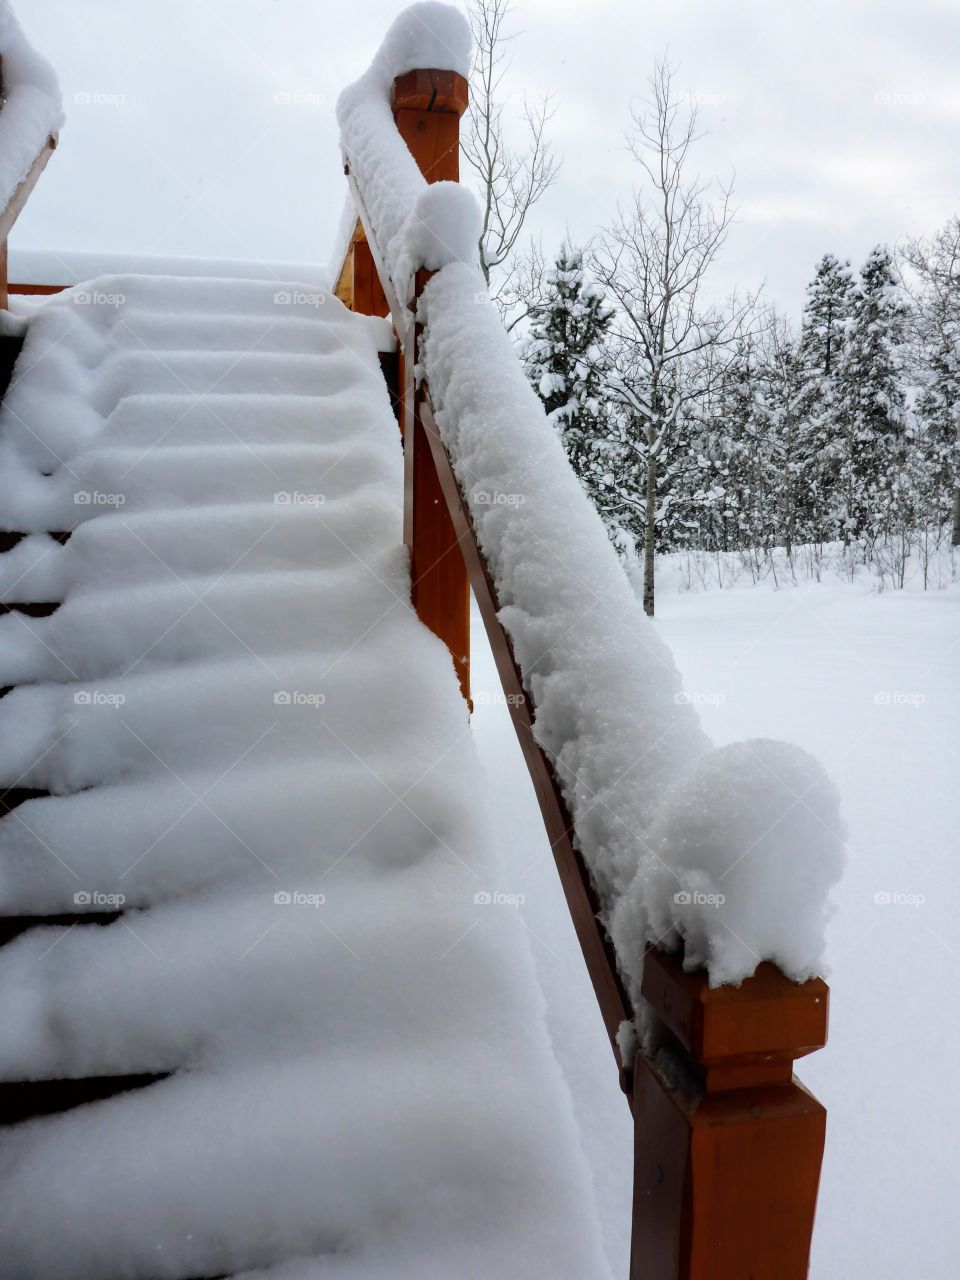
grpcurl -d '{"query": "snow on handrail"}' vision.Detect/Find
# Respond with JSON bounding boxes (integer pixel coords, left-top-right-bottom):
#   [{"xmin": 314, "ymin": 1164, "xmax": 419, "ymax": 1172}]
[
  {"xmin": 336, "ymin": 2, "xmax": 845, "ymax": 1005},
  {"xmin": 336, "ymin": 3, "xmax": 479, "ymax": 310},
  {"xmin": 0, "ymin": 5, "xmax": 62, "ymax": 235}
]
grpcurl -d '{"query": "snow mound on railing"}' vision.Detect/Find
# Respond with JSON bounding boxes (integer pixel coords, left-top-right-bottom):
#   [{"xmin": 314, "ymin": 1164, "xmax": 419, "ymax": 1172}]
[
  {"xmin": 420, "ymin": 264, "xmax": 846, "ymax": 989},
  {"xmin": 0, "ymin": 4, "xmax": 63, "ymax": 214},
  {"xmin": 611, "ymin": 740, "xmax": 845, "ymax": 991},
  {"xmin": 336, "ymin": 4, "xmax": 477, "ymax": 301}
]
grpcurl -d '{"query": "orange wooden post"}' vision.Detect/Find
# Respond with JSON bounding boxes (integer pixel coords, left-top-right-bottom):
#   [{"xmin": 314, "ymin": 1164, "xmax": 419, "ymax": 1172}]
[
  {"xmin": 393, "ymin": 71, "xmax": 471, "ymax": 703},
  {"xmin": 630, "ymin": 948, "xmax": 829, "ymax": 1279}
]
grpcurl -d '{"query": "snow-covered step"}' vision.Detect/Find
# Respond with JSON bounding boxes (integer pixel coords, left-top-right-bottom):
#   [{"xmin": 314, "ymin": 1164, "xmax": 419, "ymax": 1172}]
[
  {"xmin": 0, "ymin": 635, "xmax": 451, "ymax": 792},
  {"xmin": 0, "ymin": 557, "xmax": 410, "ymax": 684},
  {"xmin": 0, "ymin": 756, "xmax": 445, "ymax": 914},
  {"xmin": 67, "ymin": 441, "xmax": 391, "ymax": 511},
  {"xmin": 100, "ymin": 388, "xmax": 391, "ymax": 449},
  {"xmin": 41, "ymin": 496, "xmax": 400, "ymax": 588},
  {"xmin": 94, "ymin": 347, "xmax": 377, "ymax": 412},
  {"xmin": 120, "ymin": 308, "xmax": 381, "ymax": 356}
]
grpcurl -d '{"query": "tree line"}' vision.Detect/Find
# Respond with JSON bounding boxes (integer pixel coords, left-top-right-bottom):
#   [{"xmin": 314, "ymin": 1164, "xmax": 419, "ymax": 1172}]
[
  {"xmin": 522, "ymin": 229, "xmax": 959, "ymax": 612},
  {"xmin": 460, "ymin": 3, "xmax": 958, "ymax": 614}
]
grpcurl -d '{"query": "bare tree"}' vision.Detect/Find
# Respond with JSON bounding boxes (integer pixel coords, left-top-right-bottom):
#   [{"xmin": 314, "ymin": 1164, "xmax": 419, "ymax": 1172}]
[
  {"xmin": 489, "ymin": 236, "xmax": 548, "ymax": 333},
  {"xmin": 899, "ymin": 216, "xmax": 960, "ymax": 545},
  {"xmin": 462, "ymin": 0, "xmax": 560, "ymax": 325},
  {"xmin": 593, "ymin": 58, "xmax": 757, "ymax": 616}
]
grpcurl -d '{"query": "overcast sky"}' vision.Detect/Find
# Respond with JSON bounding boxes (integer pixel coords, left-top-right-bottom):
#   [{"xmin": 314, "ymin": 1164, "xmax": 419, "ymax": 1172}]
[{"xmin": 14, "ymin": 0, "xmax": 960, "ymax": 318}]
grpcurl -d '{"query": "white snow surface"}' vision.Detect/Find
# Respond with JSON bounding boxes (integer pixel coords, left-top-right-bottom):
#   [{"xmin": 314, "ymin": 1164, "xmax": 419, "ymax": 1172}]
[
  {"xmin": 420, "ymin": 262, "xmax": 845, "ymax": 993},
  {"xmin": 471, "ymin": 573, "xmax": 958, "ymax": 1277},
  {"xmin": 0, "ymin": 273, "xmax": 609, "ymax": 1279},
  {"xmin": 0, "ymin": 3, "xmax": 62, "ymax": 215},
  {"xmin": 9, "ymin": 246, "xmax": 331, "ymax": 289},
  {"xmin": 336, "ymin": 4, "xmax": 477, "ymax": 303}
]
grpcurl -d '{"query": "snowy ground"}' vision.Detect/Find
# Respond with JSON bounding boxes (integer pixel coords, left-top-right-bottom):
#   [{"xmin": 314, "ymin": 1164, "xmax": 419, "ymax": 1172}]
[{"xmin": 471, "ymin": 570, "xmax": 959, "ymax": 1279}]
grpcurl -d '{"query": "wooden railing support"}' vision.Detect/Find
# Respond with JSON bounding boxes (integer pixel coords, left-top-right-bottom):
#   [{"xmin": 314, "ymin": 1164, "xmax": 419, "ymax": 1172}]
[
  {"xmin": 630, "ymin": 948, "xmax": 828, "ymax": 1279},
  {"xmin": 392, "ymin": 71, "xmax": 471, "ymax": 703}
]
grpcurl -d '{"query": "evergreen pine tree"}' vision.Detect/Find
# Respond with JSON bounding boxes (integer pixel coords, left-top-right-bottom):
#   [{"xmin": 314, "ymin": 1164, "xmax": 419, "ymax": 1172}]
[
  {"xmin": 794, "ymin": 254, "xmax": 855, "ymax": 542},
  {"xmin": 837, "ymin": 245, "xmax": 910, "ymax": 542},
  {"xmin": 524, "ymin": 242, "xmax": 619, "ymax": 519},
  {"xmin": 914, "ymin": 339, "xmax": 960, "ymax": 531},
  {"xmin": 903, "ymin": 217, "xmax": 960, "ymax": 544}
]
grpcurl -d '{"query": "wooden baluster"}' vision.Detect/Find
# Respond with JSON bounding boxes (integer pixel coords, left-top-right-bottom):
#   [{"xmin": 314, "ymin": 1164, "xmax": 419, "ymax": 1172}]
[
  {"xmin": 392, "ymin": 70, "xmax": 471, "ymax": 704},
  {"xmin": 334, "ymin": 218, "xmax": 390, "ymax": 319},
  {"xmin": 630, "ymin": 947, "xmax": 829, "ymax": 1279}
]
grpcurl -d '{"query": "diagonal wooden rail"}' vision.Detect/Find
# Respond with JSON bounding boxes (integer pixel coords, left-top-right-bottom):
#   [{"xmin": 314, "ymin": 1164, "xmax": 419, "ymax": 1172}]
[{"xmin": 335, "ymin": 61, "xmax": 830, "ymax": 1280}]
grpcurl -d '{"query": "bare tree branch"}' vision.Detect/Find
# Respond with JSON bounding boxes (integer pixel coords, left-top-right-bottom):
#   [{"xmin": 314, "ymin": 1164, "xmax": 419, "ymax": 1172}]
[{"xmin": 462, "ymin": 0, "xmax": 561, "ymax": 324}]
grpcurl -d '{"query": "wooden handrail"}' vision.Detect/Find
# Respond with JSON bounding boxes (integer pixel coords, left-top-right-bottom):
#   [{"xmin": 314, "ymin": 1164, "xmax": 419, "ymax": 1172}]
[
  {"xmin": 8, "ymin": 281, "xmax": 67, "ymax": 296},
  {"xmin": 339, "ymin": 52, "xmax": 830, "ymax": 1280},
  {"xmin": 421, "ymin": 390, "xmax": 632, "ymax": 1066}
]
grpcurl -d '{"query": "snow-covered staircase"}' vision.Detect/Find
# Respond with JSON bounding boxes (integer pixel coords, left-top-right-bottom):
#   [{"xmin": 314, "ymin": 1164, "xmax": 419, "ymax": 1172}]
[
  {"xmin": 0, "ymin": 275, "xmax": 607, "ymax": 1279},
  {"xmin": 0, "ymin": 4, "xmax": 845, "ymax": 1277}
]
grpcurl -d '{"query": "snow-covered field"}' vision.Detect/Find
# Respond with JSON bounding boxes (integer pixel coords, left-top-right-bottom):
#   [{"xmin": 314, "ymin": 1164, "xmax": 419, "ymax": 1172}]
[{"xmin": 472, "ymin": 570, "xmax": 959, "ymax": 1279}]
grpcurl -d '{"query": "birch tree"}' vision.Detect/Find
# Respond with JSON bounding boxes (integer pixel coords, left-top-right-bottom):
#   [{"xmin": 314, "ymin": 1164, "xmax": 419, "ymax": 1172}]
[
  {"xmin": 593, "ymin": 58, "xmax": 755, "ymax": 615},
  {"xmin": 900, "ymin": 217, "xmax": 960, "ymax": 545}
]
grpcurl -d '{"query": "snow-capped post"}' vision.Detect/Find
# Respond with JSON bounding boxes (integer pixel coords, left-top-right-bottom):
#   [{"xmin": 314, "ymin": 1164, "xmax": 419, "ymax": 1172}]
[
  {"xmin": 392, "ymin": 68, "xmax": 472, "ymax": 703},
  {"xmin": 629, "ymin": 949, "xmax": 829, "ymax": 1279}
]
